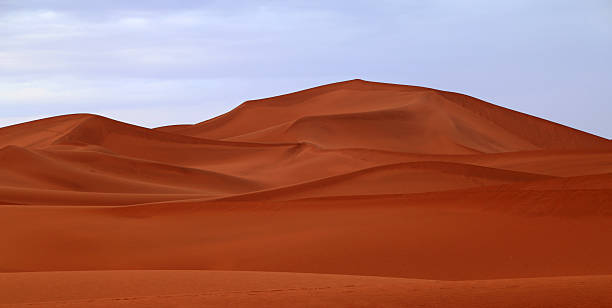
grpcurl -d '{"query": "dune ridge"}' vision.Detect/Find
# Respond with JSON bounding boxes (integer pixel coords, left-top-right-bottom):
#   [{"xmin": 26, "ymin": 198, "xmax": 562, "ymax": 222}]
[
  {"xmin": 161, "ymin": 80, "xmax": 610, "ymax": 152},
  {"xmin": 217, "ymin": 161, "xmax": 556, "ymax": 201}
]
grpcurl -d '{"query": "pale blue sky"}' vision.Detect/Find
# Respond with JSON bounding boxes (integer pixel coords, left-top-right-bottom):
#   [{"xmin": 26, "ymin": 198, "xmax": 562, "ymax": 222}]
[{"xmin": 1, "ymin": 0, "xmax": 610, "ymax": 137}]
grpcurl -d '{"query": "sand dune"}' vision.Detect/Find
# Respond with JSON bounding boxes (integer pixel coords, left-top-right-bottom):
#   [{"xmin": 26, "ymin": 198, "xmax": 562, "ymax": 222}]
[
  {"xmin": 0, "ymin": 186, "xmax": 206, "ymax": 206},
  {"xmin": 462, "ymin": 149, "xmax": 612, "ymax": 176},
  {"xmin": 0, "ymin": 146, "xmax": 226, "ymax": 194},
  {"xmin": 0, "ymin": 113, "xmax": 88, "ymax": 148},
  {"xmin": 220, "ymin": 161, "xmax": 554, "ymax": 201},
  {"xmin": 1, "ymin": 80, "xmax": 611, "ymax": 306},
  {"xmin": 164, "ymin": 80, "xmax": 610, "ymax": 153}
]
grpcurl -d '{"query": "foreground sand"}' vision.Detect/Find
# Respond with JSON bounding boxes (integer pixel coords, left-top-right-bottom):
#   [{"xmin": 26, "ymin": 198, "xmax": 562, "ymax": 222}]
[
  {"xmin": 2, "ymin": 201, "xmax": 612, "ymax": 279},
  {"xmin": 2, "ymin": 199, "xmax": 612, "ymax": 306},
  {"xmin": 2, "ymin": 271, "xmax": 612, "ymax": 308}
]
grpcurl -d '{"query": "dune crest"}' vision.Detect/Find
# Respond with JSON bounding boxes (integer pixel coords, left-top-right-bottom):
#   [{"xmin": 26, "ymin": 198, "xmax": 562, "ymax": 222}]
[{"xmin": 160, "ymin": 80, "xmax": 611, "ymax": 153}]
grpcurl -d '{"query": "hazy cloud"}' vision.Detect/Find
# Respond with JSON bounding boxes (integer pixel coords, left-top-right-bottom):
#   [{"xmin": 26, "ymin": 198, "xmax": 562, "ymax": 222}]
[{"xmin": 1, "ymin": 0, "xmax": 610, "ymax": 136}]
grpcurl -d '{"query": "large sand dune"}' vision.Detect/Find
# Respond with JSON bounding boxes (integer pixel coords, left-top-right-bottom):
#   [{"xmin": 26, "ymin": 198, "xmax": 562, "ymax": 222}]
[
  {"xmin": 1, "ymin": 80, "xmax": 610, "ymax": 307},
  {"xmin": 160, "ymin": 80, "xmax": 611, "ymax": 152}
]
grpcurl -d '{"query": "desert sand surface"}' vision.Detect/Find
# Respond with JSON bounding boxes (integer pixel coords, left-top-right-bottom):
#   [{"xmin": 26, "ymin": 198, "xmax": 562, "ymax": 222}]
[
  {"xmin": 1, "ymin": 79, "xmax": 611, "ymax": 307},
  {"xmin": 2, "ymin": 271, "xmax": 612, "ymax": 308}
]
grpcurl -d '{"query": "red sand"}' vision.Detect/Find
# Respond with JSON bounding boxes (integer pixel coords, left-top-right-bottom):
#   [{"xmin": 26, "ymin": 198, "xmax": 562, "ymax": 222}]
[
  {"xmin": 1, "ymin": 79, "xmax": 611, "ymax": 307},
  {"xmin": 2, "ymin": 271, "xmax": 612, "ymax": 308}
]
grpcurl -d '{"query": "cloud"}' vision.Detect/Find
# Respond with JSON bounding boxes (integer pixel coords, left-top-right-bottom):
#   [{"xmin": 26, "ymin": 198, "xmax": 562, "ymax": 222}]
[{"xmin": 0, "ymin": 0, "xmax": 610, "ymax": 136}]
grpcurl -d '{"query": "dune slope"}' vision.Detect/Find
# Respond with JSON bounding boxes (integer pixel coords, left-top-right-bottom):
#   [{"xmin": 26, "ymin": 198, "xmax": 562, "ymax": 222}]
[{"xmin": 163, "ymin": 80, "xmax": 611, "ymax": 153}]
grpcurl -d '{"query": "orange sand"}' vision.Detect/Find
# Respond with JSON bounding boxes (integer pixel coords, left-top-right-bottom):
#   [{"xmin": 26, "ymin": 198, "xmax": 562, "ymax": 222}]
[{"xmin": 1, "ymin": 79, "xmax": 611, "ymax": 307}]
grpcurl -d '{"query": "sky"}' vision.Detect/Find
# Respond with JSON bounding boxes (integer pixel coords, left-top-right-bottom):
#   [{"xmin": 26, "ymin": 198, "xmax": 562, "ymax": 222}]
[{"xmin": 1, "ymin": 0, "xmax": 611, "ymax": 137}]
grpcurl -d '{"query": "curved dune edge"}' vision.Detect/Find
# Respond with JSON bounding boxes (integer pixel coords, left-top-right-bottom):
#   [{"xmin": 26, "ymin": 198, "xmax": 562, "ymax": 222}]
[
  {"xmin": 1, "ymin": 271, "xmax": 611, "ymax": 308},
  {"xmin": 166, "ymin": 80, "xmax": 611, "ymax": 152},
  {"xmin": 215, "ymin": 161, "xmax": 556, "ymax": 201}
]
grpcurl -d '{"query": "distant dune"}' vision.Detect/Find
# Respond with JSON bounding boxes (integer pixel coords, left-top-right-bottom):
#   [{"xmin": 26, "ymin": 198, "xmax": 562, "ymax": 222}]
[
  {"xmin": 158, "ymin": 80, "xmax": 610, "ymax": 152},
  {"xmin": 1, "ymin": 80, "xmax": 611, "ymax": 307}
]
